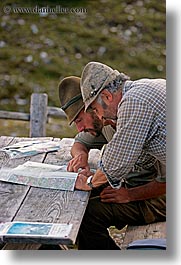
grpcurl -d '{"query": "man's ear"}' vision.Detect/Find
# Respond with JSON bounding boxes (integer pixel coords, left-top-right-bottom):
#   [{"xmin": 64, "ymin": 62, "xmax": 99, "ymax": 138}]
[{"xmin": 100, "ymin": 89, "xmax": 113, "ymax": 105}]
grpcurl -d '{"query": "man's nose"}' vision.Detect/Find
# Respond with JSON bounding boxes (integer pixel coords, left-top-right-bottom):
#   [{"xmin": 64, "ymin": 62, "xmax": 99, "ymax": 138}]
[{"xmin": 76, "ymin": 123, "xmax": 85, "ymax": 132}]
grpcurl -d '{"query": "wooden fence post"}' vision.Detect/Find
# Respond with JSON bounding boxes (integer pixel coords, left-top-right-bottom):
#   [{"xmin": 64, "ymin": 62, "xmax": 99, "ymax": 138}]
[{"xmin": 30, "ymin": 93, "xmax": 48, "ymax": 137}]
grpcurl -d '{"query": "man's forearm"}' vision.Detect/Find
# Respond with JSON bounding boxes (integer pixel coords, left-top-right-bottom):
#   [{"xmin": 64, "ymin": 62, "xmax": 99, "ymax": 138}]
[
  {"xmin": 67, "ymin": 142, "xmax": 90, "ymax": 172},
  {"xmin": 128, "ymin": 180, "xmax": 166, "ymax": 201},
  {"xmin": 71, "ymin": 142, "xmax": 89, "ymax": 159}
]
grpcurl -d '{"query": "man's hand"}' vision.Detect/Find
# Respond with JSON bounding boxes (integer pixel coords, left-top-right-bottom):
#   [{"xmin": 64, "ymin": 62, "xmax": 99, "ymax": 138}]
[
  {"xmin": 67, "ymin": 154, "xmax": 90, "ymax": 174},
  {"xmin": 100, "ymin": 180, "xmax": 166, "ymax": 203},
  {"xmin": 75, "ymin": 168, "xmax": 108, "ymax": 191},
  {"xmin": 100, "ymin": 186, "xmax": 130, "ymax": 203},
  {"xmin": 75, "ymin": 173, "xmax": 92, "ymax": 191}
]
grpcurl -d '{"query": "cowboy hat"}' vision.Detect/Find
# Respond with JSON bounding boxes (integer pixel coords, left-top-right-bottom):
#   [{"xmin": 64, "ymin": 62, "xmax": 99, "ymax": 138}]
[{"xmin": 58, "ymin": 76, "xmax": 84, "ymax": 125}]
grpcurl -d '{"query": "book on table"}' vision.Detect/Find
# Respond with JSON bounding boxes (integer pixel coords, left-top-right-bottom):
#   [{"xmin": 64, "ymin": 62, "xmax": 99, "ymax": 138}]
[{"xmin": 0, "ymin": 221, "xmax": 73, "ymax": 244}]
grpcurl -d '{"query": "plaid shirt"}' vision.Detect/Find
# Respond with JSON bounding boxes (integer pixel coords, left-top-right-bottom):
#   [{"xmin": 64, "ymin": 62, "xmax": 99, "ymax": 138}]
[{"xmin": 100, "ymin": 78, "xmax": 166, "ymax": 188}]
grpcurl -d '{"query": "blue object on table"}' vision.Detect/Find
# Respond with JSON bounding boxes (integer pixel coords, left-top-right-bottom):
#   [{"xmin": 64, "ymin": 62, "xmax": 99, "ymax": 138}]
[{"xmin": 126, "ymin": 238, "xmax": 166, "ymax": 250}]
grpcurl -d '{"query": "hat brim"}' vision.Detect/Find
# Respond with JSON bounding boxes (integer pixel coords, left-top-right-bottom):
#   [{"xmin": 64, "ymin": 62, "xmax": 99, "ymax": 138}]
[
  {"xmin": 84, "ymin": 74, "xmax": 110, "ymax": 111},
  {"xmin": 68, "ymin": 105, "xmax": 85, "ymax": 125}
]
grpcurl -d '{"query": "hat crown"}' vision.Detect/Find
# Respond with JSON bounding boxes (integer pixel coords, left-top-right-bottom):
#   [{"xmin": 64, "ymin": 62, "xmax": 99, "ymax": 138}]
[
  {"xmin": 58, "ymin": 76, "xmax": 84, "ymax": 124},
  {"xmin": 80, "ymin": 62, "xmax": 120, "ymax": 110}
]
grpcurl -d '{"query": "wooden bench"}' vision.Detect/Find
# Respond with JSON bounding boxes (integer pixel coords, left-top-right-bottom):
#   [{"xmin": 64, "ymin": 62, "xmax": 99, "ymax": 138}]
[{"xmin": 120, "ymin": 221, "xmax": 166, "ymax": 249}]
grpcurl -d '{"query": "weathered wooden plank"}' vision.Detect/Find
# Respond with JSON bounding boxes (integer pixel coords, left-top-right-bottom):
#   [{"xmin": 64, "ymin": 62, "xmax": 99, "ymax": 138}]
[
  {"xmin": 43, "ymin": 138, "xmax": 91, "ymax": 244},
  {"xmin": 0, "ymin": 137, "xmax": 51, "ymax": 223},
  {"xmin": 2, "ymin": 243, "xmax": 41, "ymax": 250},
  {"xmin": 0, "ymin": 182, "xmax": 30, "ymax": 223},
  {"xmin": 0, "ymin": 110, "xmax": 30, "ymax": 121},
  {"xmin": 4, "ymin": 188, "xmax": 88, "ymax": 245},
  {"xmin": 2, "ymin": 243, "xmax": 68, "ymax": 250},
  {"xmin": 0, "ymin": 137, "xmax": 62, "ymax": 249},
  {"xmin": 121, "ymin": 221, "xmax": 166, "ymax": 250},
  {"xmin": 0, "ymin": 107, "xmax": 66, "ymax": 122},
  {"xmin": 30, "ymin": 93, "xmax": 48, "ymax": 137},
  {"xmin": 47, "ymin": 106, "xmax": 66, "ymax": 119}
]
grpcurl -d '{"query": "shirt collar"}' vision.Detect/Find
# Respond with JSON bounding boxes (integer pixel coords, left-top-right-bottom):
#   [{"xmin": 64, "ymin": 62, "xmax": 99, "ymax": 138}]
[{"xmin": 122, "ymin": 80, "xmax": 133, "ymax": 96}]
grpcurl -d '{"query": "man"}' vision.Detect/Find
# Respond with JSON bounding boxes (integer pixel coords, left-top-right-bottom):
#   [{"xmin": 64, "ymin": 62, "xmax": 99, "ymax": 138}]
[
  {"xmin": 58, "ymin": 76, "xmax": 115, "ymax": 175},
  {"xmin": 59, "ymin": 76, "xmax": 153, "ymax": 180},
  {"xmin": 75, "ymin": 61, "xmax": 166, "ymax": 249},
  {"xmin": 59, "ymin": 74, "xmax": 165, "ymax": 249}
]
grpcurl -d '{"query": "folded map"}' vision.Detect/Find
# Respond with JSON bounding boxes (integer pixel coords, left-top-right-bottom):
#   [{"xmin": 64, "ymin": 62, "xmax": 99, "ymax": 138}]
[
  {"xmin": 0, "ymin": 140, "xmax": 62, "ymax": 159},
  {"xmin": 0, "ymin": 161, "xmax": 78, "ymax": 191}
]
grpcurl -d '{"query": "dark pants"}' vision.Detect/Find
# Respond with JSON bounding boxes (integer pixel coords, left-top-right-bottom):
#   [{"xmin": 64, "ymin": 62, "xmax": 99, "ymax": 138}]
[{"xmin": 77, "ymin": 194, "xmax": 166, "ymax": 250}]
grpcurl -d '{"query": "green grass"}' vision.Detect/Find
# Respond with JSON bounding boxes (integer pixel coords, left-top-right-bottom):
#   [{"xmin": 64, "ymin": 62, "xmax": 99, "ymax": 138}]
[{"xmin": 0, "ymin": 0, "xmax": 166, "ymax": 137}]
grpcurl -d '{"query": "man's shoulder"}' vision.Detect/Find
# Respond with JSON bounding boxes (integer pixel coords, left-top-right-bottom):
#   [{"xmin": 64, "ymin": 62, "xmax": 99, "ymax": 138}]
[
  {"xmin": 75, "ymin": 131, "xmax": 95, "ymax": 142},
  {"xmin": 124, "ymin": 78, "xmax": 166, "ymax": 93},
  {"xmin": 75, "ymin": 131, "xmax": 107, "ymax": 150},
  {"xmin": 122, "ymin": 78, "xmax": 166, "ymax": 108}
]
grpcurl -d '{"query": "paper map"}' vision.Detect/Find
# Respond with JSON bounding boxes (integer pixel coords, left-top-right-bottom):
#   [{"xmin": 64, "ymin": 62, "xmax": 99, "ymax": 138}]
[
  {"xmin": 0, "ymin": 140, "xmax": 62, "ymax": 159},
  {"xmin": 0, "ymin": 161, "xmax": 78, "ymax": 191},
  {"xmin": 0, "ymin": 221, "xmax": 72, "ymax": 239}
]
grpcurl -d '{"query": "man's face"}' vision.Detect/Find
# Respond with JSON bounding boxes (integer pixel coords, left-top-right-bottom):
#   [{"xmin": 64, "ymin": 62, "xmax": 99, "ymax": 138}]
[
  {"xmin": 90, "ymin": 99, "xmax": 117, "ymax": 126},
  {"xmin": 74, "ymin": 109, "xmax": 103, "ymax": 136}
]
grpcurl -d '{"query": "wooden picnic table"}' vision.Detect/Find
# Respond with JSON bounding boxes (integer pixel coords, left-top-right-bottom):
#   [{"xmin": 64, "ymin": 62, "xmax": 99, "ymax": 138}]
[
  {"xmin": 0, "ymin": 135, "xmax": 166, "ymax": 250},
  {"xmin": 0, "ymin": 136, "xmax": 100, "ymax": 250}
]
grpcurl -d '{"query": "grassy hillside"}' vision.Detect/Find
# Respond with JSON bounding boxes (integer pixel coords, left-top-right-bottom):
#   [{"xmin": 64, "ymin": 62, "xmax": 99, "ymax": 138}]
[{"xmin": 0, "ymin": 0, "xmax": 166, "ymax": 137}]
